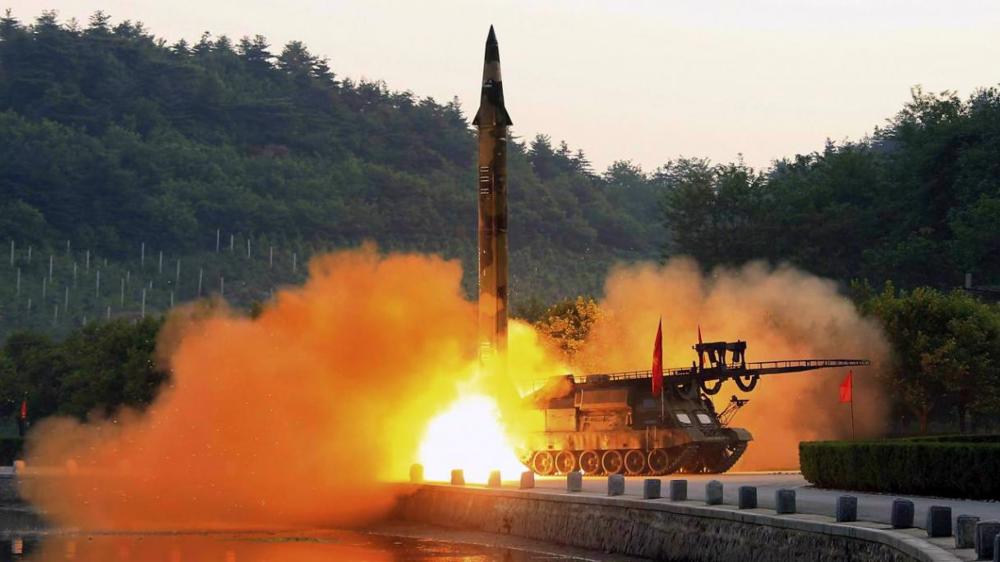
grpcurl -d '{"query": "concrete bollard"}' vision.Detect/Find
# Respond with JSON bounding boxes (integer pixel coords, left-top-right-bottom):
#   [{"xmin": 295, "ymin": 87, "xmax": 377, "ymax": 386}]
[
  {"xmin": 669, "ymin": 479, "xmax": 688, "ymax": 501},
  {"xmin": 643, "ymin": 479, "xmax": 661, "ymax": 500},
  {"xmin": 487, "ymin": 470, "xmax": 501, "ymax": 488},
  {"xmin": 975, "ymin": 521, "xmax": 1000, "ymax": 560},
  {"xmin": 891, "ymin": 498, "xmax": 914, "ymax": 528},
  {"xmin": 450, "ymin": 469, "xmax": 465, "ymax": 486},
  {"xmin": 519, "ymin": 471, "xmax": 535, "ymax": 490},
  {"xmin": 835, "ymin": 496, "xmax": 858, "ymax": 523},
  {"xmin": 925, "ymin": 505, "xmax": 952, "ymax": 538},
  {"xmin": 567, "ymin": 471, "xmax": 583, "ymax": 493},
  {"xmin": 409, "ymin": 463, "xmax": 424, "ymax": 484},
  {"xmin": 608, "ymin": 474, "xmax": 625, "ymax": 496},
  {"xmin": 738, "ymin": 486, "xmax": 757, "ymax": 509},
  {"xmin": 956, "ymin": 515, "xmax": 980, "ymax": 549},
  {"xmin": 705, "ymin": 480, "xmax": 723, "ymax": 505},
  {"xmin": 775, "ymin": 489, "xmax": 796, "ymax": 514}
]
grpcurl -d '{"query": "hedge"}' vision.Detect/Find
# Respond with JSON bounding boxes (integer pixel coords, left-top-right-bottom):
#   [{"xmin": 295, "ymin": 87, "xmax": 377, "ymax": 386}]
[
  {"xmin": 800, "ymin": 437, "xmax": 1000, "ymax": 499},
  {"xmin": 0, "ymin": 438, "xmax": 23, "ymax": 465}
]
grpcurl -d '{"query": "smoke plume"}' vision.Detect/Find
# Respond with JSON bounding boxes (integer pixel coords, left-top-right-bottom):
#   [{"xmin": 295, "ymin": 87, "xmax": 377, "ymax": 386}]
[
  {"xmin": 20, "ymin": 248, "xmax": 888, "ymax": 530},
  {"xmin": 572, "ymin": 258, "xmax": 889, "ymax": 469},
  {"xmin": 22, "ymin": 246, "xmax": 482, "ymax": 530}
]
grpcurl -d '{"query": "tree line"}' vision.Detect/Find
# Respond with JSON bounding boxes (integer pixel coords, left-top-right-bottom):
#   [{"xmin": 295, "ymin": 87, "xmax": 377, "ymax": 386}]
[{"xmin": 659, "ymin": 88, "xmax": 1000, "ymax": 290}]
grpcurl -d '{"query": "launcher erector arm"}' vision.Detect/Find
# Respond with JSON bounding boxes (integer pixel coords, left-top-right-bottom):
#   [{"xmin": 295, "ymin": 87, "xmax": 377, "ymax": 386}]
[{"xmin": 573, "ymin": 357, "xmax": 871, "ymax": 396}]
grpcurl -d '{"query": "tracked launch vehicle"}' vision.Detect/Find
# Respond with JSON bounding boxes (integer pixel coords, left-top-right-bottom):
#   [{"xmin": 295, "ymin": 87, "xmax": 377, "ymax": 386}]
[{"xmin": 520, "ymin": 341, "xmax": 869, "ymax": 476}]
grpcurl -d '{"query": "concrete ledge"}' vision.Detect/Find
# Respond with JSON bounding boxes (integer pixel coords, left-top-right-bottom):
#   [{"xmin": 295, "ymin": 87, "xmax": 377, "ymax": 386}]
[{"xmin": 393, "ymin": 484, "xmax": 960, "ymax": 562}]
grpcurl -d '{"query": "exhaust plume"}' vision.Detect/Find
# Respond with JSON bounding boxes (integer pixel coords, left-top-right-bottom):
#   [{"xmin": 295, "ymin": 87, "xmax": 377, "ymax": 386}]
[
  {"xmin": 22, "ymin": 246, "xmax": 482, "ymax": 530},
  {"xmin": 572, "ymin": 258, "xmax": 889, "ymax": 470},
  {"xmin": 20, "ymin": 248, "xmax": 887, "ymax": 529}
]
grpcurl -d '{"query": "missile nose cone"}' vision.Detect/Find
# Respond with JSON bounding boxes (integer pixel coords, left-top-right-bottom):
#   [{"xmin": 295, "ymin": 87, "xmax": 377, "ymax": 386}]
[
  {"xmin": 474, "ymin": 25, "xmax": 511, "ymax": 127},
  {"xmin": 485, "ymin": 25, "xmax": 500, "ymax": 63}
]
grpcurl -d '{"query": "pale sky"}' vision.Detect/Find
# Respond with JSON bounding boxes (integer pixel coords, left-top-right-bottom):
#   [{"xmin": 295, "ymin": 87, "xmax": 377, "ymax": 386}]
[{"xmin": 7, "ymin": 0, "xmax": 1000, "ymax": 172}]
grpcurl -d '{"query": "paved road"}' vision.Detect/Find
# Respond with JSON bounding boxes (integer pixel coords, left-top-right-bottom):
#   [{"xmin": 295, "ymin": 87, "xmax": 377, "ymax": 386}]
[{"xmin": 526, "ymin": 472, "xmax": 1000, "ymax": 526}]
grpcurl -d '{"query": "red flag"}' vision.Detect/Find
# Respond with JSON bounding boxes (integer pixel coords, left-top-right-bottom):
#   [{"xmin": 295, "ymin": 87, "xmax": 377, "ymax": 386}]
[
  {"xmin": 19, "ymin": 399, "xmax": 27, "ymax": 420},
  {"xmin": 697, "ymin": 324, "xmax": 705, "ymax": 369},
  {"xmin": 652, "ymin": 318, "xmax": 663, "ymax": 395},
  {"xmin": 839, "ymin": 371, "xmax": 853, "ymax": 403}
]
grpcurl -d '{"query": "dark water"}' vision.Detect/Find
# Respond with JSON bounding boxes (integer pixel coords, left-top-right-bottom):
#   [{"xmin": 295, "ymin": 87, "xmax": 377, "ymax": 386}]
[{"xmin": 0, "ymin": 531, "xmax": 590, "ymax": 562}]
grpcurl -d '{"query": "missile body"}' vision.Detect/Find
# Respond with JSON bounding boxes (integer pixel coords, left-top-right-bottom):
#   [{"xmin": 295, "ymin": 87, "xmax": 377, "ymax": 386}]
[{"xmin": 474, "ymin": 26, "xmax": 512, "ymax": 366}]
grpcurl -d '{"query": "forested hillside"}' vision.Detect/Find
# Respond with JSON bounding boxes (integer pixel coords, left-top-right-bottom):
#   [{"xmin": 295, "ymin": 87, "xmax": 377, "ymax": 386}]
[
  {"xmin": 1, "ymin": 9, "xmax": 998, "ymax": 346},
  {"xmin": 0, "ymin": 9, "xmax": 664, "ymax": 338}
]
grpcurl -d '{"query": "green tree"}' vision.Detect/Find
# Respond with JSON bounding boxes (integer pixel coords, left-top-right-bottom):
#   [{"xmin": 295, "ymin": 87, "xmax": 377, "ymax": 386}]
[
  {"xmin": 859, "ymin": 285, "xmax": 1000, "ymax": 432},
  {"xmin": 534, "ymin": 297, "xmax": 602, "ymax": 362}
]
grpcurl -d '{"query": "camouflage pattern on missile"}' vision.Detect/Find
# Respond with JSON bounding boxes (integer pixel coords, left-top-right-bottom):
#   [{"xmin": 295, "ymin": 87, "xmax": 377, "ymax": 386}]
[{"xmin": 474, "ymin": 26, "xmax": 512, "ymax": 367}]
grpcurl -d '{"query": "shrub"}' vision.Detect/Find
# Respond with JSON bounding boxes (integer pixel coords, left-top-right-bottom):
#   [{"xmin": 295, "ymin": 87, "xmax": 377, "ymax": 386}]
[{"xmin": 800, "ymin": 437, "xmax": 1000, "ymax": 499}]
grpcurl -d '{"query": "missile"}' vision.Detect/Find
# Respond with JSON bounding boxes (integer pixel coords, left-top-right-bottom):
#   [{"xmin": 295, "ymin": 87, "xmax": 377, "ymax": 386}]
[{"xmin": 474, "ymin": 26, "xmax": 512, "ymax": 367}]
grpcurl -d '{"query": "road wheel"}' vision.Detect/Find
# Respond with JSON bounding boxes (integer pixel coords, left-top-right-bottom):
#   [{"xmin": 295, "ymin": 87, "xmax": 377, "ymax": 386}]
[
  {"xmin": 647, "ymin": 448, "xmax": 670, "ymax": 475},
  {"xmin": 601, "ymin": 450, "xmax": 624, "ymax": 475},
  {"xmin": 531, "ymin": 451, "xmax": 555, "ymax": 475},
  {"xmin": 554, "ymin": 450, "xmax": 577, "ymax": 474},
  {"xmin": 579, "ymin": 450, "xmax": 601, "ymax": 475},
  {"xmin": 624, "ymin": 449, "xmax": 646, "ymax": 475}
]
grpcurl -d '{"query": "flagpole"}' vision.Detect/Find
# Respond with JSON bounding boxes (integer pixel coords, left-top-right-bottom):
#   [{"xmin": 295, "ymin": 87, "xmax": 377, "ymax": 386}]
[
  {"xmin": 850, "ymin": 395, "xmax": 856, "ymax": 441},
  {"xmin": 660, "ymin": 386, "xmax": 664, "ymax": 422}
]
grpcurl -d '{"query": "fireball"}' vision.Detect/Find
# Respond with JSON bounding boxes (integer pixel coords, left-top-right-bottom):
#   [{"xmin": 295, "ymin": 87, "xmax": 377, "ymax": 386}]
[{"xmin": 417, "ymin": 394, "xmax": 526, "ymax": 484}]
